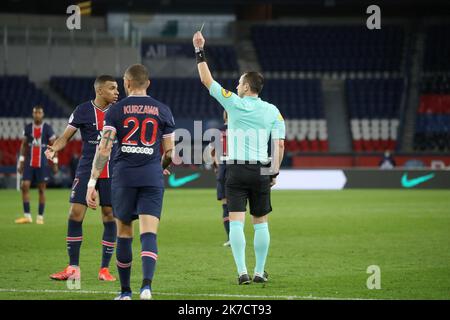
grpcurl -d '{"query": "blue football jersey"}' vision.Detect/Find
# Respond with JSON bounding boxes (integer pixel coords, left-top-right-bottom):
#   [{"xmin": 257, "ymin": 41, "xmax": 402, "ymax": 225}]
[
  {"xmin": 23, "ymin": 122, "xmax": 56, "ymax": 168},
  {"xmin": 68, "ymin": 100, "xmax": 117, "ymax": 178},
  {"xmin": 104, "ymin": 95, "xmax": 175, "ymax": 187},
  {"xmin": 219, "ymin": 123, "xmax": 228, "ymax": 158}
]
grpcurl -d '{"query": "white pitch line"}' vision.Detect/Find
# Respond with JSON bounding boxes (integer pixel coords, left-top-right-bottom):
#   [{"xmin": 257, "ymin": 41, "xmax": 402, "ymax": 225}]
[{"xmin": 0, "ymin": 288, "xmax": 378, "ymax": 300}]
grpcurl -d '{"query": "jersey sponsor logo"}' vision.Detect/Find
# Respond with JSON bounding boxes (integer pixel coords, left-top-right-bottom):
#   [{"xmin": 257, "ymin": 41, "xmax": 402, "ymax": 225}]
[
  {"xmin": 168, "ymin": 173, "xmax": 201, "ymax": 187},
  {"xmin": 221, "ymin": 88, "xmax": 232, "ymax": 98},
  {"xmin": 88, "ymin": 133, "xmax": 118, "ymax": 145},
  {"xmin": 121, "ymin": 145, "xmax": 154, "ymax": 155},
  {"xmin": 32, "ymin": 137, "xmax": 42, "ymax": 146},
  {"xmin": 88, "ymin": 138, "xmax": 101, "ymax": 145},
  {"xmin": 401, "ymin": 173, "xmax": 435, "ymax": 188}
]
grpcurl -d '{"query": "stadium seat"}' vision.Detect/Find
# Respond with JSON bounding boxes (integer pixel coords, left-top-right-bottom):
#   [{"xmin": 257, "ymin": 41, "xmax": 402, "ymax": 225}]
[
  {"xmin": 346, "ymin": 79, "xmax": 404, "ymax": 151},
  {"xmin": 251, "ymin": 25, "xmax": 405, "ymax": 74},
  {"xmin": 0, "ymin": 76, "xmax": 66, "ymax": 118}
]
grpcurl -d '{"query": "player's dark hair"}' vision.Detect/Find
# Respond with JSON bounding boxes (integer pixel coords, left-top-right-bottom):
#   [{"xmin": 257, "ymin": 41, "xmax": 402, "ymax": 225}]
[
  {"xmin": 94, "ymin": 75, "xmax": 116, "ymax": 88},
  {"xmin": 125, "ymin": 64, "xmax": 149, "ymax": 89},
  {"xmin": 243, "ymin": 71, "xmax": 264, "ymax": 94},
  {"xmin": 33, "ymin": 105, "xmax": 44, "ymax": 111}
]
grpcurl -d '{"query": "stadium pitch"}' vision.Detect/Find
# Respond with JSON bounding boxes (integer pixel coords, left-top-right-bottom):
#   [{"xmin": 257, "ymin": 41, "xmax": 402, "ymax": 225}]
[{"xmin": 0, "ymin": 189, "xmax": 448, "ymax": 300}]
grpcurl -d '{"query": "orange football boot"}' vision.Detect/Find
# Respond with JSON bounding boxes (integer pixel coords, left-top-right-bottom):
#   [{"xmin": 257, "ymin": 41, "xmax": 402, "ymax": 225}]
[
  {"xmin": 50, "ymin": 265, "xmax": 80, "ymax": 281},
  {"xmin": 98, "ymin": 267, "xmax": 116, "ymax": 281}
]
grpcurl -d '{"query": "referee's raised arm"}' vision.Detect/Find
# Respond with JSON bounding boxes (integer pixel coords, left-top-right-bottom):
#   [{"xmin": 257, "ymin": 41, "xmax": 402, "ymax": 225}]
[
  {"xmin": 193, "ymin": 31, "xmax": 242, "ymax": 112},
  {"xmin": 193, "ymin": 31, "xmax": 214, "ymax": 89}
]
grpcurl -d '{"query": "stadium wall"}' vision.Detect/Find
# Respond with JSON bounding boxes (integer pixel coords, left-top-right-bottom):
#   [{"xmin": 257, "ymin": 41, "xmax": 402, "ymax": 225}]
[{"xmin": 0, "ymin": 45, "xmax": 140, "ymax": 81}]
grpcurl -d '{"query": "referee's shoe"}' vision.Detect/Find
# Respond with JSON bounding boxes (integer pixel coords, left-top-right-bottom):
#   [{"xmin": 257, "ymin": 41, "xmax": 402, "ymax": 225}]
[
  {"xmin": 238, "ymin": 273, "xmax": 251, "ymax": 285},
  {"xmin": 252, "ymin": 271, "xmax": 268, "ymax": 283}
]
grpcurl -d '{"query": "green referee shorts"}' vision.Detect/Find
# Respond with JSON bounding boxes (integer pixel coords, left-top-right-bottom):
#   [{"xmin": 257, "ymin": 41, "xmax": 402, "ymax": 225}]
[{"xmin": 225, "ymin": 163, "xmax": 272, "ymax": 217}]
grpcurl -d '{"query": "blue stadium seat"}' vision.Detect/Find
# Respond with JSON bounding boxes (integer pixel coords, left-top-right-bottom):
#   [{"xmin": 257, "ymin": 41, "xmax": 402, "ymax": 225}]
[
  {"xmin": 251, "ymin": 25, "xmax": 405, "ymax": 73},
  {"xmin": 0, "ymin": 76, "xmax": 66, "ymax": 118}
]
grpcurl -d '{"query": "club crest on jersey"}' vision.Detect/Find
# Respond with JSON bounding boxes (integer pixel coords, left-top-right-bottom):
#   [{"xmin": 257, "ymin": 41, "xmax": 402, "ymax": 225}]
[{"xmin": 221, "ymin": 89, "xmax": 232, "ymax": 98}]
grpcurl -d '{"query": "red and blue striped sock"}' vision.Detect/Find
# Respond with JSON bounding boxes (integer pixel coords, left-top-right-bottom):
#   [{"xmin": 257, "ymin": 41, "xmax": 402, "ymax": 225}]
[
  {"xmin": 116, "ymin": 237, "xmax": 133, "ymax": 293},
  {"xmin": 140, "ymin": 232, "xmax": 158, "ymax": 289},
  {"xmin": 67, "ymin": 219, "xmax": 83, "ymax": 266},
  {"xmin": 101, "ymin": 221, "xmax": 116, "ymax": 268}
]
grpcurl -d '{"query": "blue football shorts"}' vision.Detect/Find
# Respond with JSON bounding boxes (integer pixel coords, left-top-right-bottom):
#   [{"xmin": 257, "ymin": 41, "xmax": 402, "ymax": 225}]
[
  {"xmin": 111, "ymin": 185, "xmax": 164, "ymax": 223},
  {"xmin": 70, "ymin": 174, "xmax": 112, "ymax": 207}
]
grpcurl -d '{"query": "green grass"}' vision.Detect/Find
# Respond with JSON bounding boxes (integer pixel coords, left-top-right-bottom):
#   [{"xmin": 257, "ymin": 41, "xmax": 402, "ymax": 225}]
[{"xmin": 0, "ymin": 189, "xmax": 449, "ymax": 300}]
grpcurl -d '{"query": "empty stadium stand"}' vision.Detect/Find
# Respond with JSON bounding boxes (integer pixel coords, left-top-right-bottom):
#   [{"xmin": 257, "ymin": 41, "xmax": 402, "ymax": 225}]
[
  {"xmin": 49, "ymin": 76, "xmax": 329, "ymax": 152},
  {"xmin": 206, "ymin": 46, "xmax": 239, "ymax": 72},
  {"xmin": 50, "ymin": 76, "xmax": 98, "ymax": 106},
  {"xmin": 2, "ymin": 22, "xmax": 450, "ymax": 164},
  {"xmin": 0, "ymin": 76, "xmax": 72, "ymax": 166},
  {"xmin": 346, "ymin": 78, "xmax": 404, "ymax": 152},
  {"xmin": 414, "ymin": 74, "xmax": 450, "ymax": 151},
  {"xmin": 260, "ymin": 79, "xmax": 328, "ymax": 152},
  {"xmin": 413, "ymin": 24, "xmax": 450, "ymax": 151},
  {"xmin": 0, "ymin": 76, "xmax": 65, "ymax": 117},
  {"xmin": 251, "ymin": 25, "xmax": 405, "ymax": 74},
  {"xmin": 251, "ymin": 25, "xmax": 408, "ymax": 152},
  {"xmin": 422, "ymin": 25, "xmax": 450, "ymax": 73},
  {"xmin": 51, "ymin": 76, "xmax": 225, "ymax": 118}
]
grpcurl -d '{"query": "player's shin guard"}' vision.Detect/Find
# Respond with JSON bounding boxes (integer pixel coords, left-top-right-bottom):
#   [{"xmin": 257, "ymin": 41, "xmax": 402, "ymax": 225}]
[
  {"xmin": 38, "ymin": 203, "xmax": 45, "ymax": 216},
  {"xmin": 101, "ymin": 221, "xmax": 117, "ymax": 268},
  {"xmin": 116, "ymin": 237, "xmax": 133, "ymax": 293},
  {"xmin": 253, "ymin": 223, "xmax": 270, "ymax": 276},
  {"xmin": 222, "ymin": 204, "xmax": 230, "ymax": 239},
  {"xmin": 67, "ymin": 219, "xmax": 83, "ymax": 266},
  {"xmin": 140, "ymin": 232, "xmax": 158, "ymax": 289},
  {"xmin": 229, "ymin": 221, "xmax": 247, "ymax": 275}
]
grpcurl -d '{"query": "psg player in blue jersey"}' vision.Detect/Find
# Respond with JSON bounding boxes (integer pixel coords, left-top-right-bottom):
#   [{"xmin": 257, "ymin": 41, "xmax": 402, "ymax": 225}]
[
  {"xmin": 209, "ymin": 111, "xmax": 230, "ymax": 246},
  {"xmin": 45, "ymin": 75, "xmax": 119, "ymax": 282},
  {"xmin": 86, "ymin": 64, "xmax": 175, "ymax": 300},
  {"xmin": 15, "ymin": 105, "xmax": 57, "ymax": 225}
]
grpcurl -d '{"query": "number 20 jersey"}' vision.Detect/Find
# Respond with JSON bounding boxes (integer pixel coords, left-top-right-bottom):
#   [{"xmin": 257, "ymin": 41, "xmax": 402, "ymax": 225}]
[{"xmin": 104, "ymin": 95, "xmax": 175, "ymax": 188}]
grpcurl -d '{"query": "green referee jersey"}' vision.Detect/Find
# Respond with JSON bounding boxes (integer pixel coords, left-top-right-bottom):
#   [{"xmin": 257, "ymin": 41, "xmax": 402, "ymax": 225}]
[{"xmin": 209, "ymin": 80, "xmax": 286, "ymax": 163}]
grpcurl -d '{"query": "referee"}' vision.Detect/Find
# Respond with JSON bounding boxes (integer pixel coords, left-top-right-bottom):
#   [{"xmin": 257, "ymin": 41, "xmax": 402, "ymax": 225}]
[{"xmin": 193, "ymin": 31, "xmax": 286, "ymax": 285}]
